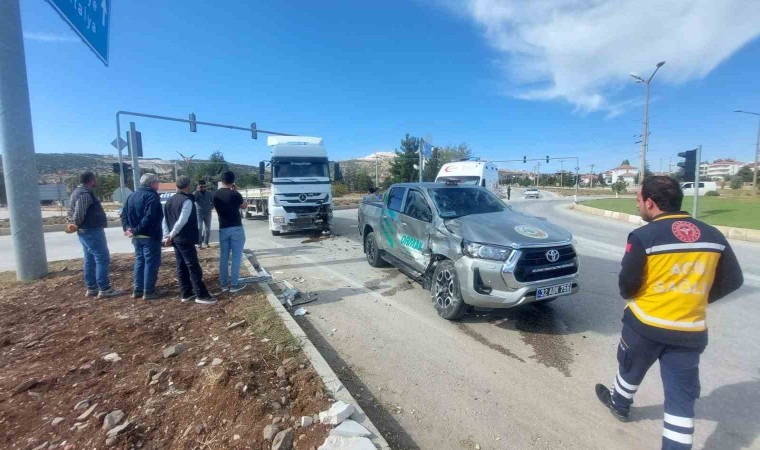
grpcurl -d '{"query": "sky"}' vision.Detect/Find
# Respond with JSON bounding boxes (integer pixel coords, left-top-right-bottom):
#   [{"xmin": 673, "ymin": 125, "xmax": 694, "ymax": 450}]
[{"xmin": 17, "ymin": 0, "xmax": 760, "ymax": 175}]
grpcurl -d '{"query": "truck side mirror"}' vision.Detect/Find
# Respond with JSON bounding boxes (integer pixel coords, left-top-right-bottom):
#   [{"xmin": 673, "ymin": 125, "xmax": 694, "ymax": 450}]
[{"xmin": 259, "ymin": 161, "xmax": 266, "ymax": 183}]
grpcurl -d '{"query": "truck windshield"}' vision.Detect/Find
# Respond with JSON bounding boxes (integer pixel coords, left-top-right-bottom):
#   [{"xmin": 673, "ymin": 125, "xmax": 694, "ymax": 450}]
[
  {"xmin": 427, "ymin": 188, "xmax": 506, "ymax": 219},
  {"xmin": 273, "ymin": 159, "xmax": 329, "ymax": 178},
  {"xmin": 436, "ymin": 176, "xmax": 481, "ymax": 185}
]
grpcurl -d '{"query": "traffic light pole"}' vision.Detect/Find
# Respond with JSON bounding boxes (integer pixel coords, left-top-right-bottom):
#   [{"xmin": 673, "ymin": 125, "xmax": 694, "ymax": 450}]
[
  {"xmin": 115, "ymin": 110, "xmax": 295, "ymax": 190},
  {"xmin": 0, "ymin": 0, "xmax": 48, "ymax": 281},
  {"xmin": 128, "ymin": 122, "xmax": 140, "ymax": 191},
  {"xmin": 693, "ymin": 145, "xmax": 702, "ymax": 218}
]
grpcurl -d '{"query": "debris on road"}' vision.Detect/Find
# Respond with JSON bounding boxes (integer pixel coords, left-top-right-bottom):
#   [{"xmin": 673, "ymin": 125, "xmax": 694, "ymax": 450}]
[{"xmin": 294, "ymin": 307, "xmax": 308, "ymax": 317}]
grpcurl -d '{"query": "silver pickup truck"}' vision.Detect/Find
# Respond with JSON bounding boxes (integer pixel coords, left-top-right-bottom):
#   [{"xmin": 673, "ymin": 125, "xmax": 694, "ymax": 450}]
[{"xmin": 358, "ymin": 182, "xmax": 579, "ymax": 320}]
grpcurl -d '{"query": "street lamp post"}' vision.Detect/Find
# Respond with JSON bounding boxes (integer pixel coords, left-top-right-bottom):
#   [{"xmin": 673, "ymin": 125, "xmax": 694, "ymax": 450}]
[
  {"xmin": 734, "ymin": 110, "xmax": 760, "ymax": 190},
  {"xmin": 631, "ymin": 61, "xmax": 666, "ymax": 184}
]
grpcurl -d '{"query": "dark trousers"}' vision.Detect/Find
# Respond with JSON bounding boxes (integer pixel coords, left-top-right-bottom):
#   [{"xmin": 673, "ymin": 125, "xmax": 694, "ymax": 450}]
[
  {"xmin": 611, "ymin": 324, "xmax": 704, "ymax": 450},
  {"xmin": 198, "ymin": 212, "xmax": 212, "ymax": 245},
  {"xmin": 173, "ymin": 241, "xmax": 210, "ymax": 299}
]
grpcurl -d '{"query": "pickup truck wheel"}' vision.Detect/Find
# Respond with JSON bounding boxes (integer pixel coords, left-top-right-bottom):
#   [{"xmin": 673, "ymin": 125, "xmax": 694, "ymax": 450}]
[
  {"xmin": 364, "ymin": 231, "xmax": 386, "ymax": 267},
  {"xmin": 271, "ymin": 230, "xmax": 281, "ymax": 236},
  {"xmin": 431, "ymin": 260, "xmax": 468, "ymax": 320}
]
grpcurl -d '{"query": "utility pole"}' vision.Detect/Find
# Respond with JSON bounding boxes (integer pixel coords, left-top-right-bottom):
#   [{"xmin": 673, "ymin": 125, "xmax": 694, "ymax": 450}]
[
  {"xmin": 589, "ymin": 164, "xmax": 596, "ymax": 188},
  {"xmin": 0, "ymin": 0, "xmax": 48, "ymax": 280},
  {"xmin": 128, "ymin": 122, "xmax": 140, "ymax": 191},
  {"xmin": 631, "ymin": 61, "xmax": 666, "ymax": 185},
  {"xmin": 693, "ymin": 145, "xmax": 702, "ymax": 218},
  {"xmin": 734, "ymin": 110, "xmax": 760, "ymax": 191}
]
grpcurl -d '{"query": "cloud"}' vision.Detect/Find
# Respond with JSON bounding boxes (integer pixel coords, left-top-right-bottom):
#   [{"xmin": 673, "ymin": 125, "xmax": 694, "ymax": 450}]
[
  {"xmin": 455, "ymin": 0, "xmax": 760, "ymax": 113},
  {"xmin": 23, "ymin": 32, "xmax": 79, "ymax": 43}
]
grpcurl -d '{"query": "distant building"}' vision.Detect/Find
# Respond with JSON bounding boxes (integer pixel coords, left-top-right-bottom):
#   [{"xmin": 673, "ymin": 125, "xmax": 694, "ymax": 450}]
[
  {"xmin": 699, "ymin": 159, "xmax": 747, "ymax": 180},
  {"xmin": 604, "ymin": 164, "xmax": 639, "ymax": 185},
  {"xmin": 38, "ymin": 184, "xmax": 67, "ymax": 203},
  {"xmin": 156, "ymin": 182, "xmax": 177, "ymax": 194}
]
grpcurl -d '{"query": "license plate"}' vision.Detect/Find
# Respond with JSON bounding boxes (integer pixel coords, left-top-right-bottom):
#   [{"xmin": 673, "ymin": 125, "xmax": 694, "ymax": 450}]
[{"xmin": 536, "ymin": 282, "xmax": 572, "ymax": 300}]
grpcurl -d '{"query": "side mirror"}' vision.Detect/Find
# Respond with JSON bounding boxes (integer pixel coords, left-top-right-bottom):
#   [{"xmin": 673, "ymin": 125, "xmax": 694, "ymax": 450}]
[{"xmin": 259, "ymin": 161, "xmax": 266, "ymax": 183}]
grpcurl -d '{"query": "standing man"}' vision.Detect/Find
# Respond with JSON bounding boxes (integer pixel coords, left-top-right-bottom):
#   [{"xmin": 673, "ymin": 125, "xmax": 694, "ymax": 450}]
[
  {"xmin": 595, "ymin": 176, "xmax": 743, "ymax": 450},
  {"xmin": 163, "ymin": 176, "xmax": 217, "ymax": 305},
  {"xmin": 67, "ymin": 171, "xmax": 122, "ymax": 298},
  {"xmin": 214, "ymin": 171, "xmax": 248, "ymax": 293},
  {"xmin": 507, "ymin": 185, "xmax": 511, "ymax": 201},
  {"xmin": 195, "ymin": 179, "xmax": 213, "ymax": 249},
  {"xmin": 362, "ymin": 187, "xmax": 382, "ymax": 203},
  {"xmin": 121, "ymin": 173, "xmax": 164, "ymax": 300}
]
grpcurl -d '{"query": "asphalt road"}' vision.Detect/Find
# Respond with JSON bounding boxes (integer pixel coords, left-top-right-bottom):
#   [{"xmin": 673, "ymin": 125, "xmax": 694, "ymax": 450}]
[{"xmin": 1, "ymin": 194, "xmax": 758, "ymax": 449}]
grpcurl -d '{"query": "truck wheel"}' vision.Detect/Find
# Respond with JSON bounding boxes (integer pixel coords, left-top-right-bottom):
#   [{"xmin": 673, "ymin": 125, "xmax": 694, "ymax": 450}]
[
  {"xmin": 271, "ymin": 230, "xmax": 281, "ymax": 236},
  {"xmin": 431, "ymin": 260, "xmax": 468, "ymax": 320},
  {"xmin": 364, "ymin": 231, "xmax": 386, "ymax": 267}
]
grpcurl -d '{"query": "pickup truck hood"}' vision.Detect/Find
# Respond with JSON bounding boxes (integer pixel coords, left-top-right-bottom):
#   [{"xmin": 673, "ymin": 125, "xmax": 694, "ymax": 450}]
[{"xmin": 444, "ymin": 211, "xmax": 571, "ymax": 247}]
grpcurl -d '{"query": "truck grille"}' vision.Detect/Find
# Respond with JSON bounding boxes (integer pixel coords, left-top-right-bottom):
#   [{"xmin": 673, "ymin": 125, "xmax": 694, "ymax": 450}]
[
  {"xmin": 513, "ymin": 245, "xmax": 578, "ymax": 283},
  {"xmin": 282, "ymin": 206, "xmax": 319, "ymax": 214}
]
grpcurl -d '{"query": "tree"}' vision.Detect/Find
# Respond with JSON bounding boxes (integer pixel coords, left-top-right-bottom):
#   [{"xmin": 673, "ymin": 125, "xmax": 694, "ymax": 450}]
[
  {"xmin": 423, "ymin": 147, "xmax": 443, "ymax": 182},
  {"xmin": 389, "ymin": 134, "xmax": 421, "ymax": 183},
  {"xmin": 644, "ymin": 161, "xmax": 653, "ymax": 177},
  {"xmin": 621, "ymin": 159, "xmax": 631, "ymax": 166},
  {"xmin": 438, "ymin": 143, "xmax": 472, "ymax": 165},
  {"xmin": 354, "ymin": 169, "xmax": 374, "ymax": 193},
  {"xmin": 737, "ymin": 165, "xmax": 753, "ymax": 182},
  {"xmin": 93, "ymin": 174, "xmax": 119, "ymax": 200},
  {"xmin": 730, "ymin": 175, "xmax": 743, "ymax": 190},
  {"xmin": 333, "ymin": 163, "xmax": 343, "ymax": 182},
  {"xmin": 596, "ymin": 173, "xmax": 607, "ymax": 187},
  {"xmin": 611, "ymin": 179, "xmax": 628, "ymax": 197}
]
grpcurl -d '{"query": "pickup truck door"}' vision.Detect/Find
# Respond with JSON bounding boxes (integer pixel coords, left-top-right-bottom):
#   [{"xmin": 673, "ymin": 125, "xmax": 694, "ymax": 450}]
[
  {"xmin": 396, "ymin": 188, "xmax": 434, "ymax": 271},
  {"xmin": 376, "ymin": 186, "xmax": 406, "ymax": 254}
]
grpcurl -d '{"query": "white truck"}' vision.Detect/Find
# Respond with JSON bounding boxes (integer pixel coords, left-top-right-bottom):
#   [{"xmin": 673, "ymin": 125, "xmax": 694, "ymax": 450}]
[
  {"xmin": 258, "ymin": 136, "xmax": 333, "ymax": 236},
  {"xmin": 435, "ymin": 160, "xmax": 500, "ymax": 195}
]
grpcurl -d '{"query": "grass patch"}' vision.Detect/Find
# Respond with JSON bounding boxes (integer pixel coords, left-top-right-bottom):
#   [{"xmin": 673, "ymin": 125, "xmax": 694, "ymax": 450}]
[
  {"xmin": 582, "ymin": 196, "xmax": 760, "ymax": 229},
  {"xmin": 246, "ymin": 285, "xmax": 299, "ymax": 349}
]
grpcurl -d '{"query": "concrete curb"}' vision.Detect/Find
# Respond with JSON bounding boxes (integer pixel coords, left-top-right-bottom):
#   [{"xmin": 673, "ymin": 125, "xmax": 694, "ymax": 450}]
[
  {"xmin": 241, "ymin": 258, "xmax": 390, "ymax": 450},
  {"xmin": 571, "ymin": 203, "xmax": 760, "ymax": 243}
]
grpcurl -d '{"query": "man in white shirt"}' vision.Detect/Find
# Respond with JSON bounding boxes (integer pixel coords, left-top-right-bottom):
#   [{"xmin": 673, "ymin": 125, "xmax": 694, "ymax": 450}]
[{"xmin": 162, "ymin": 176, "xmax": 216, "ymax": 305}]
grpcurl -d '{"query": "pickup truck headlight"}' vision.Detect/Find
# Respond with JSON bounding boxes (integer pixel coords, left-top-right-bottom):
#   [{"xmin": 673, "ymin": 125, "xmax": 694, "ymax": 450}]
[
  {"xmin": 273, "ymin": 216, "xmax": 285, "ymax": 224},
  {"xmin": 462, "ymin": 240, "xmax": 512, "ymax": 261}
]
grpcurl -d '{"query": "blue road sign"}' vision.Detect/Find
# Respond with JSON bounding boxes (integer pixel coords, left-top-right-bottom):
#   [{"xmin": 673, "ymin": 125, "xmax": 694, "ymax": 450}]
[{"xmin": 46, "ymin": 0, "xmax": 111, "ymax": 65}]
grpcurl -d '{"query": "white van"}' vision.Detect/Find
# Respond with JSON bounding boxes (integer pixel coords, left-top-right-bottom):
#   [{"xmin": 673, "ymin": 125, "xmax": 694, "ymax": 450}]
[
  {"xmin": 435, "ymin": 160, "xmax": 500, "ymax": 195},
  {"xmin": 681, "ymin": 181, "xmax": 717, "ymax": 196}
]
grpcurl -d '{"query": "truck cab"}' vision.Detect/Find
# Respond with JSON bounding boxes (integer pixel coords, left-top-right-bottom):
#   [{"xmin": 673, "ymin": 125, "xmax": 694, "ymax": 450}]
[
  {"xmin": 435, "ymin": 160, "xmax": 500, "ymax": 195},
  {"xmin": 262, "ymin": 136, "xmax": 333, "ymax": 236}
]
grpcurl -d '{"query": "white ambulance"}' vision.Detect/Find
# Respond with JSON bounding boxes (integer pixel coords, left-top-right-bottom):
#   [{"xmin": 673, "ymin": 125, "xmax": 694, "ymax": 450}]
[{"xmin": 435, "ymin": 160, "xmax": 500, "ymax": 195}]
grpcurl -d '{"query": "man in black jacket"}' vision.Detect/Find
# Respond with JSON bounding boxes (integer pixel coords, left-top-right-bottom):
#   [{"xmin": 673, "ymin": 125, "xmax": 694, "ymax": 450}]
[
  {"xmin": 595, "ymin": 176, "xmax": 744, "ymax": 450},
  {"xmin": 67, "ymin": 171, "xmax": 122, "ymax": 298},
  {"xmin": 163, "ymin": 176, "xmax": 216, "ymax": 305},
  {"xmin": 121, "ymin": 173, "xmax": 163, "ymax": 300}
]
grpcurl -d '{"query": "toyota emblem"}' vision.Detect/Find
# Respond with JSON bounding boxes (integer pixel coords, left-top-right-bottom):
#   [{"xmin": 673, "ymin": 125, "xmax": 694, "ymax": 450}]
[
  {"xmin": 299, "ymin": 194, "xmax": 307, "ymax": 202},
  {"xmin": 546, "ymin": 249, "xmax": 560, "ymax": 263}
]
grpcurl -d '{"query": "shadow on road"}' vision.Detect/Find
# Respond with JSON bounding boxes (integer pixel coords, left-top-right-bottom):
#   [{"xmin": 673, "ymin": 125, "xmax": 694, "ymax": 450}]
[
  {"xmin": 630, "ymin": 377, "xmax": 760, "ymax": 450},
  {"xmin": 295, "ymin": 317, "xmax": 421, "ymax": 450}
]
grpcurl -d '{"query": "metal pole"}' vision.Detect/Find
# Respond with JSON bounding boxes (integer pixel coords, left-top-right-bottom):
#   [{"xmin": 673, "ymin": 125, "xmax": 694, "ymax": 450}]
[
  {"xmin": 640, "ymin": 81, "xmax": 650, "ymax": 184},
  {"xmin": 755, "ymin": 116, "xmax": 760, "ymax": 191},
  {"xmin": 128, "ymin": 122, "xmax": 140, "ymax": 191},
  {"xmin": 693, "ymin": 145, "xmax": 702, "ymax": 218},
  {"xmin": 115, "ymin": 117, "xmax": 125, "ymax": 190},
  {"xmin": 0, "ymin": 0, "xmax": 48, "ymax": 281},
  {"xmin": 418, "ymin": 140, "xmax": 423, "ymax": 183}
]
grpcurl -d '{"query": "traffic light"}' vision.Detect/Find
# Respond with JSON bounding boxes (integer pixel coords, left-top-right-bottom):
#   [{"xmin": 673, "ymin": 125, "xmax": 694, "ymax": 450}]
[
  {"xmin": 126, "ymin": 131, "xmax": 143, "ymax": 157},
  {"xmin": 189, "ymin": 113, "xmax": 197, "ymax": 132},
  {"xmin": 523, "ymin": 156, "xmax": 527, "ymax": 163},
  {"xmin": 546, "ymin": 155, "xmax": 550, "ymax": 163},
  {"xmin": 112, "ymin": 162, "xmax": 131, "ymax": 174},
  {"xmin": 677, "ymin": 149, "xmax": 697, "ymax": 182},
  {"xmin": 251, "ymin": 122, "xmax": 258, "ymax": 140}
]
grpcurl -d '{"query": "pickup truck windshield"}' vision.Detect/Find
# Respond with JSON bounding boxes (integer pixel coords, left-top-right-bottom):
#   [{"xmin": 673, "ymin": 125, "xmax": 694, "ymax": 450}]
[
  {"xmin": 273, "ymin": 159, "xmax": 329, "ymax": 178},
  {"xmin": 428, "ymin": 187, "xmax": 505, "ymax": 219}
]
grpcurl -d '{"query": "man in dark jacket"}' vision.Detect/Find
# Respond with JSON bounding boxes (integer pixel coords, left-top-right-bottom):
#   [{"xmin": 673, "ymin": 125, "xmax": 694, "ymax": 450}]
[
  {"xmin": 595, "ymin": 176, "xmax": 743, "ymax": 450},
  {"xmin": 67, "ymin": 171, "xmax": 122, "ymax": 298},
  {"xmin": 163, "ymin": 176, "xmax": 216, "ymax": 305},
  {"xmin": 194, "ymin": 179, "xmax": 214, "ymax": 248},
  {"xmin": 121, "ymin": 173, "xmax": 164, "ymax": 300}
]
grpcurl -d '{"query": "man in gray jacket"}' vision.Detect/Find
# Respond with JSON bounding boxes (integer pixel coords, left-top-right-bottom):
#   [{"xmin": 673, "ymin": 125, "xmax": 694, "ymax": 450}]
[{"xmin": 194, "ymin": 179, "xmax": 213, "ymax": 248}]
